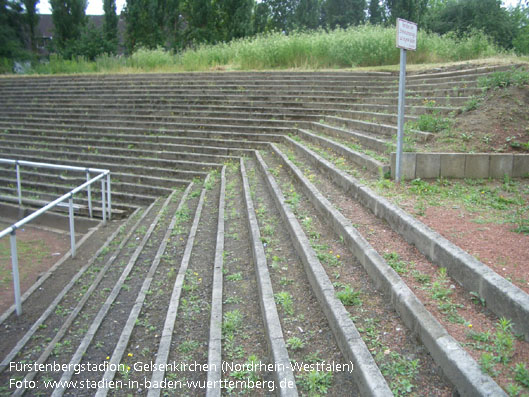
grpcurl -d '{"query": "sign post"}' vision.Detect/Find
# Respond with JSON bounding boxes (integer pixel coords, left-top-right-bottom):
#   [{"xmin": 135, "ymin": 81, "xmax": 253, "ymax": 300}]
[{"xmin": 395, "ymin": 18, "xmax": 417, "ymax": 182}]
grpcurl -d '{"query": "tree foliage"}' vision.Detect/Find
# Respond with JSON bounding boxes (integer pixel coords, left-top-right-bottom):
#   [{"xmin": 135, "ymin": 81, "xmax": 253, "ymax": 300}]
[
  {"xmin": 385, "ymin": 0, "xmax": 428, "ymax": 24},
  {"xmin": 180, "ymin": 0, "xmax": 215, "ymax": 45},
  {"xmin": 294, "ymin": 0, "xmax": 321, "ymax": 29},
  {"xmin": 0, "ymin": 0, "xmax": 26, "ymax": 61},
  {"xmin": 323, "ymin": 0, "xmax": 366, "ymax": 28},
  {"xmin": 103, "ymin": 0, "xmax": 119, "ymax": 53},
  {"xmin": 426, "ymin": 0, "xmax": 516, "ymax": 49},
  {"xmin": 50, "ymin": 0, "xmax": 87, "ymax": 51},
  {"xmin": 368, "ymin": 0, "xmax": 384, "ymax": 25},
  {"xmin": 216, "ymin": 0, "xmax": 254, "ymax": 42},
  {"xmin": 23, "ymin": 0, "xmax": 39, "ymax": 52},
  {"xmin": 124, "ymin": 0, "xmax": 167, "ymax": 51}
]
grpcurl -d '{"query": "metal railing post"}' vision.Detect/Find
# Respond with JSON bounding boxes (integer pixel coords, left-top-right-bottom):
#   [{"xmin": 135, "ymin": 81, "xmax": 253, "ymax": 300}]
[
  {"xmin": 86, "ymin": 169, "xmax": 93, "ymax": 218},
  {"xmin": 106, "ymin": 173, "xmax": 111, "ymax": 221},
  {"xmin": 69, "ymin": 195, "xmax": 76, "ymax": 258},
  {"xmin": 101, "ymin": 178, "xmax": 106, "ymax": 224},
  {"xmin": 16, "ymin": 161, "xmax": 22, "ymax": 206},
  {"xmin": 10, "ymin": 230, "xmax": 22, "ymax": 316}
]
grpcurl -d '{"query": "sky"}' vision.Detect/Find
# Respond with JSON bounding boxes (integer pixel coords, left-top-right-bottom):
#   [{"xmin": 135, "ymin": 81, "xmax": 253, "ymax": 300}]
[{"xmin": 37, "ymin": 0, "xmax": 523, "ymax": 16}]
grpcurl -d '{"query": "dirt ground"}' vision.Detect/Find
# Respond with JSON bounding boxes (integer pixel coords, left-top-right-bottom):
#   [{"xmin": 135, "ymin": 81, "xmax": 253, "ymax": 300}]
[
  {"xmin": 0, "ymin": 222, "xmax": 71, "ymax": 313},
  {"xmin": 423, "ymin": 84, "xmax": 529, "ymax": 154}
]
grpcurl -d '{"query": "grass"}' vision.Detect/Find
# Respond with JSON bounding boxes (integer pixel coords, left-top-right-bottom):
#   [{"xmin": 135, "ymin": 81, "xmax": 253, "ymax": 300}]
[
  {"xmin": 296, "ymin": 370, "xmax": 333, "ymax": 396},
  {"xmin": 274, "ymin": 291, "xmax": 294, "ymax": 316},
  {"xmin": 370, "ymin": 177, "xmax": 529, "ymax": 235},
  {"xmin": 0, "ymin": 238, "xmax": 50, "ymax": 287},
  {"xmin": 335, "ymin": 284, "xmax": 362, "ymax": 306},
  {"xmin": 356, "ymin": 316, "xmax": 420, "ymax": 396},
  {"xmin": 286, "ymin": 336, "xmax": 305, "ymax": 351},
  {"xmin": 383, "ymin": 252, "xmax": 411, "ymax": 274},
  {"xmin": 479, "ymin": 68, "xmax": 529, "ymax": 90},
  {"xmin": 25, "ymin": 26, "xmax": 503, "ymax": 75},
  {"xmin": 406, "ymin": 113, "xmax": 454, "ymax": 134}
]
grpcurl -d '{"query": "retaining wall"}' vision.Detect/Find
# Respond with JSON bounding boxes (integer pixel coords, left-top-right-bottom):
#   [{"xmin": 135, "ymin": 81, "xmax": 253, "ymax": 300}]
[{"xmin": 391, "ymin": 152, "xmax": 529, "ymax": 180}]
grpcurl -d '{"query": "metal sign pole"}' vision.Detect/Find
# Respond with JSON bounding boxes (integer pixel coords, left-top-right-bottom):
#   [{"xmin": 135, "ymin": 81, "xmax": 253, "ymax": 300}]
[
  {"xmin": 395, "ymin": 18, "xmax": 416, "ymax": 183},
  {"xmin": 395, "ymin": 48, "xmax": 407, "ymax": 183}
]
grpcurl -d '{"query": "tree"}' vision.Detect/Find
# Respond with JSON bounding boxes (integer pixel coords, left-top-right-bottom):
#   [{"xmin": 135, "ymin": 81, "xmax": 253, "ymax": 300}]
[
  {"xmin": 124, "ymin": 0, "xmax": 166, "ymax": 52},
  {"xmin": 50, "ymin": 0, "xmax": 87, "ymax": 53},
  {"xmin": 65, "ymin": 22, "xmax": 115, "ymax": 59},
  {"xmin": 426, "ymin": 0, "xmax": 515, "ymax": 49},
  {"xmin": 165, "ymin": 0, "xmax": 181, "ymax": 49},
  {"xmin": 253, "ymin": 1, "xmax": 271, "ymax": 34},
  {"xmin": 323, "ymin": 0, "xmax": 366, "ymax": 28},
  {"xmin": 180, "ymin": 0, "xmax": 215, "ymax": 45},
  {"xmin": 264, "ymin": 0, "xmax": 297, "ymax": 32},
  {"xmin": 0, "ymin": 0, "xmax": 27, "ymax": 70},
  {"xmin": 103, "ymin": 0, "xmax": 119, "ymax": 53},
  {"xmin": 216, "ymin": 0, "xmax": 254, "ymax": 42},
  {"xmin": 385, "ymin": 0, "xmax": 428, "ymax": 24},
  {"xmin": 293, "ymin": 0, "xmax": 321, "ymax": 29},
  {"xmin": 368, "ymin": 0, "xmax": 384, "ymax": 24},
  {"xmin": 23, "ymin": 0, "xmax": 39, "ymax": 52},
  {"xmin": 508, "ymin": 2, "xmax": 529, "ymax": 53}
]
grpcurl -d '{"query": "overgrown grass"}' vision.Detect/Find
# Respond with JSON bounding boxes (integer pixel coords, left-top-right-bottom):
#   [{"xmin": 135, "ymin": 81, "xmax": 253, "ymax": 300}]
[
  {"xmin": 478, "ymin": 68, "xmax": 529, "ymax": 90},
  {"xmin": 27, "ymin": 26, "xmax": 501, "ymax": 75}
]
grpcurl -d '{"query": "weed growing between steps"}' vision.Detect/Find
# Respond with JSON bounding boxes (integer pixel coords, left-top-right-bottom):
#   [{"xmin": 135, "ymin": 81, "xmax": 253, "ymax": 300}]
[
  {"xmin": 261, "ymin": 149, "xmax": 452, "ymax": 396},
  {"xmin": 161, "ymin": 181, "xmax": 221, "ymax": 394},
  {"xmin": 113, "ymin": 187, "xmax": 200, "ymax": 390},
  {"xmin": 246, "ymin": 159, "xmax": 358, "ymax": 396},
  {"xmin": 291, "ymin": 132, "xmax": 389, "ymax": 165},
  {"xmin": 369, "ymin": 176, "xmax": 529, "ymax": 272},
  {"xmin": 0, "ymin": 203, "xmax": 156, "ymax": 389},
  {"xmin": 274, "ymin": 144, "xmax": 529, "ymax": 394},
  {"xmin": 64, "ymin": 191, "xmax": 187, "ymax": 388},
  {"xmin": 221, "ymin": 161, "xmax": 271, "ymax": 395}
]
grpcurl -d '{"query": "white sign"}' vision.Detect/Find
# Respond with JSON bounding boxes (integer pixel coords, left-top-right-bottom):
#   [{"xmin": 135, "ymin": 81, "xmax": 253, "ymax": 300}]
[{"xmin": 396, "ymin": 18, "xmax": 417, "ymax": 51}]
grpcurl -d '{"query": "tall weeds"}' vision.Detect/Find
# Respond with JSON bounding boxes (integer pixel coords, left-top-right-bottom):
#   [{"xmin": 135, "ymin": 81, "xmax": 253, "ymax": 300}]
[{"xmin": 28, "ymin": 25, "xmax": 501, "ymax": 74}]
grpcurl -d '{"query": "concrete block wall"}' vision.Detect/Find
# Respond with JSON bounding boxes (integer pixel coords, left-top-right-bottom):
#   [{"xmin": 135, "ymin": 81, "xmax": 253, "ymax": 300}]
[{"xmin": 391, "ymin": 153, "xmax": 529, "ymax": 180}]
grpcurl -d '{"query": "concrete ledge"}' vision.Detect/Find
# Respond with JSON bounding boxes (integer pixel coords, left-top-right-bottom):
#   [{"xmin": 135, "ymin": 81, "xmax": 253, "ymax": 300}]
[
  {"xmin": 254, "ymin": 151, "xmax": 392, "ymax": 397},
  {"xmin": 240, "ymin": 159, "xmax": 298, "ymax": 397},
  {"xmin": 99, "ymin": 189, "xmax": 189, "ymax": 396},
  {"xmin": 292, "ymin": 141, "xmax": 529, "ymax": 341},
  {"xmin": 294, "ymin": 129, "xmax": 389, "ymax": 176},
  {"xmin": 310, "ymin": 121, "xmax": 389, "ymax": 152},
  {"xmin": 150, "ymin": 182, "xmax": 208, "ymax": 395},
  {"xmin": 272, "ymin": 142, "xmax": 505, "ymax": 396},
  {"xmin": 206, "ymin": 167, "xmax": 226, "ymax": 397},
  {"xmin": 391, "ymin": 152, "xmax": 529, "ymax": 180}
]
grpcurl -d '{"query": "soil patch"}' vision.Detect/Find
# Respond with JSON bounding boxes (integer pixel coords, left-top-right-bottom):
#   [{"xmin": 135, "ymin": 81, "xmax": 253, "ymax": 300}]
[
  {"xmin": 418, "ymin": 206, "xmax": 529, "ymax": 294},
  {"xmin": 422, "ymin": 84, "xmax": 529, "ymax": 154},
  {"xmin": 0, "ymin": 222, "xmax": 71, "ymax": 313},
  {"xmin": 454, "ymin": 85, "xmax": 529, "ymax": 153}
]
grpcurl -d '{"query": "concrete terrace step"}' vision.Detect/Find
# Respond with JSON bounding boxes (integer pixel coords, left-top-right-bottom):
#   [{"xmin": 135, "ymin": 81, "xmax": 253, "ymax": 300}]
[
  {"xmin": 0, "ymin": 138, "xmax": 238, "ymax": 170},
  {"xmin": 0, "ymin": 88, "xmax": 480, "ymax": 107},
  {"xmin": 0, "ymin": 108, "xmax": 321, "ymax": 123},
  {"xmin": 0, "ymin": 101, "xmax": 458, "ymax": 117},
  {"xmin": 0, "ymin": 80, "xmax": 482, "ymax": 98},
  {"xmin": 0, "ymin": 94, "xmax": 473, "ymax": 110},
  {"xmin": 309, "ymin": 121, "xmax": 390, "ymax": 152},
  {"xmin": 323, "ymin": 115, "xmax": 434, "ymax": 142},
  {"xmin": 0, "ymin": 66, "xmax": 524, "ymax": 396},
  {"xmin": 0, "ymin": 114, "xmax": 299, "ymax": 130}
]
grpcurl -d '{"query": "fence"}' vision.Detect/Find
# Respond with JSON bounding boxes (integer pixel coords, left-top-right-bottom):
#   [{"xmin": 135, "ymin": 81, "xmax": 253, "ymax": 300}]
[{"xmin": 0, "ymin": 159, "xmax": 111, "ymax": 316}]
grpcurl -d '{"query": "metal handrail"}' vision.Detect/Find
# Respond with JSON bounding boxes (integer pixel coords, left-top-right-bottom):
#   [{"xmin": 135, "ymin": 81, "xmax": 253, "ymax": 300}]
[{"xmin": 0, "ymin": 159, "xmax": 111, "ymax": 316}]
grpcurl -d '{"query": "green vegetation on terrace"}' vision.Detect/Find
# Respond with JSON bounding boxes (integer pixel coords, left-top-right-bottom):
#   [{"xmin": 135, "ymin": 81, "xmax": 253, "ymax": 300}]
[
  {"xmin": 372, "ymin": 176, "xmax": 529, "ymax": 235},
  {"xmin": 27, "ymin": 26, "xmax": 503, "ymax": 75}
]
